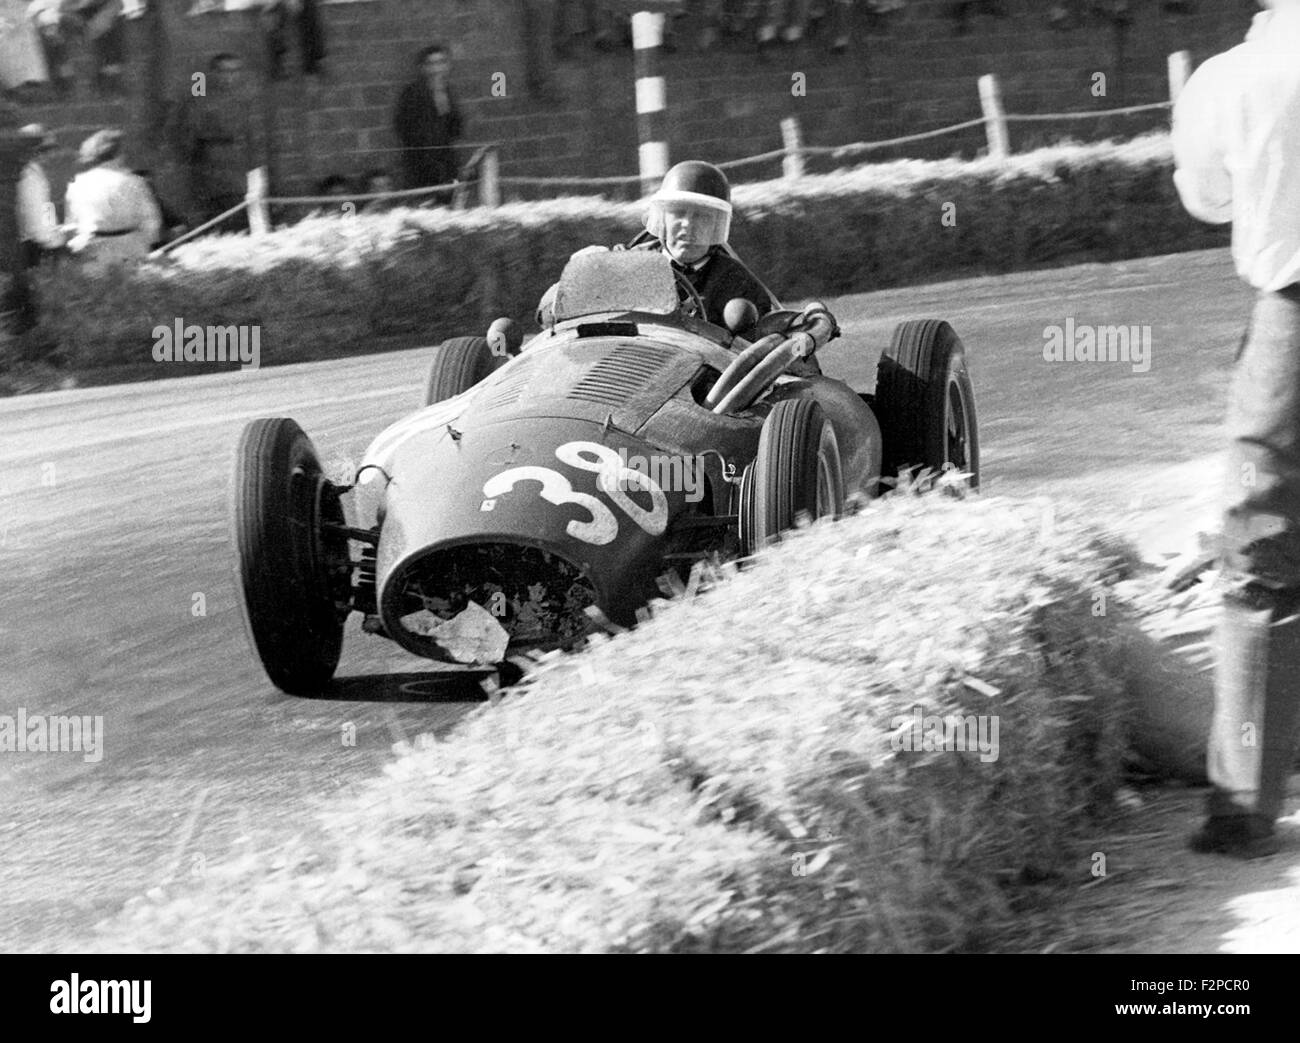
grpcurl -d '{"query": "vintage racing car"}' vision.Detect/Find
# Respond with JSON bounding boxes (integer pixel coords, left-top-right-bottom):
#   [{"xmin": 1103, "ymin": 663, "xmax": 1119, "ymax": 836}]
[{"xmin": 230, "ymin": 248, "xmax": 978, "ymax": 694}]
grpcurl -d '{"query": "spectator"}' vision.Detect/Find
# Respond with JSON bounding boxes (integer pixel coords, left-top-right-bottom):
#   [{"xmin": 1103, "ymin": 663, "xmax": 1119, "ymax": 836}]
[
  {"xmin": 392, "ymin": 42, "xmax": 463, "ymax": 204},
  {"xmin": 360, "ymin": 168, "xmax": 395, "ymax": 213},
  {"xmin": 301, "ymin": 173, "xmax": 352, "ymax": 220},
  {"xmin": 78, "ymin": 0, "xmax": 128, "ymax": 94},
  {"xmin": 179, "ymin": 51, "xmax": 261, "ymax": 229},
  {"xmin": 25, "ymin": 1, "xmax": 127, "ymax": 94},
  {"xmin": 262, "ymin": 0, "xmax": 327, "ymax": 80},
  {"xmin": 64, "ymin": 128, "xmax": 161, "ymax": 274},
  {"xmin": 16, "ymin": 123, "xmax": 67, "ymax": 268},
  {"xmin": 0, "ymin": 0, "xmax": 48, "ymax": 94},
  {"xmin": 28, "ymin": 0, "xmax": 74, "ymax": 94},
  {"xmin": 132, "ymin": 168, "xmax": 189, "ymax": 250},
  {"xmin": 1172, "ymin": 0, "xmax": 1300, "ymax": 859}
]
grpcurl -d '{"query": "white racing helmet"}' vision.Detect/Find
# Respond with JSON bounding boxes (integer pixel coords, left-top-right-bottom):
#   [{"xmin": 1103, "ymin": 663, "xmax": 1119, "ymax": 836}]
[{"xmin": 644, "ymin": 161, "xmax": 733, "ymax": 256}]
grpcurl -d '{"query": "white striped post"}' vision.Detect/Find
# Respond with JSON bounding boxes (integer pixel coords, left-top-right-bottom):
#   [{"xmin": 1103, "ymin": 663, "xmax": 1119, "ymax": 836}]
[
  {"xmin": 978, "ymin": 74, "xmax": 1010, "ymax": 160},
  {"xmin": 633, "ymin": 11, "xmax": 669, "ymax": 197}
]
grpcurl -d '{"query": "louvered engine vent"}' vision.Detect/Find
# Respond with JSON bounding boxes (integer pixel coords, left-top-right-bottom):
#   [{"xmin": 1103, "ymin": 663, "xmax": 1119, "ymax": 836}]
[
  {"xmin": 566, "ymin": 344, "xmax": 674, "ymax": 406},
  {"xmin": 478, "ymin": 356, "xmax": 534, "ymax": 412},
  {"xmin": 482, "ymin": 371, "xmax": 530, "ymax": 411}
]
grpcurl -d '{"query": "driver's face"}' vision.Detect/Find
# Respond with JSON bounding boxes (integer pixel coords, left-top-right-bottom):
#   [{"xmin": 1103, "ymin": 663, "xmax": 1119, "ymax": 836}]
[{"xmin": 664, "ymin": 205, "xmax": 712, "ymax": 265}]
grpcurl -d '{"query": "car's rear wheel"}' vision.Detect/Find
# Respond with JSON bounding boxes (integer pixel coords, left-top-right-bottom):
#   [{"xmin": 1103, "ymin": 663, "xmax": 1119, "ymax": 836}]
[
  {"xmin": 742, "ymin": 399, "xmax": 845, "ymax": 551},
  {"xmin": 231, "ymin": 418, "xmax": 350, "ymax": 695},
  {"xmin": 874, "ymin": 319, "xmax": 979, "ymax": 488},
  {"xmin": 424, "ymin": 336, "xmax": 496, "ymax": 406}
]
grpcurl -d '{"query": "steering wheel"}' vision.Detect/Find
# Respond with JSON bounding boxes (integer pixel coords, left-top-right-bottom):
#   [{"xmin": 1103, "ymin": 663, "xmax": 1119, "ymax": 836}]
[{"xmin": 672, "ymin": 267, "xmax": 707, "ymax": 319}]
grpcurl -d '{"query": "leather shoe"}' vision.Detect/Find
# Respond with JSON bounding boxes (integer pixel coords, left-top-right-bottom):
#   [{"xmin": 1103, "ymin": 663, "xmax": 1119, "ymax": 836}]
[{"xmin": 1188, "ymin": 815, "xmax": 1280, "ymax": 859}]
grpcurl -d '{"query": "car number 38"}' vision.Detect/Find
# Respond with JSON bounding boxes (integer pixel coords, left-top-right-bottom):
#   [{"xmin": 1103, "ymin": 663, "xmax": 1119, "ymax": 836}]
[{"xmin": 480, "ymin": 440, "xmax": 669, "ymax": 545}]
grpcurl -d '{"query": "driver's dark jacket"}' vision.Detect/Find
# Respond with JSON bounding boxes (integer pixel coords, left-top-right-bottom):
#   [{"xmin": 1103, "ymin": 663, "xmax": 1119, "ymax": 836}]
[{"xmin": 638, "ymin": 240, "xmax": 776, "ymax": 328}]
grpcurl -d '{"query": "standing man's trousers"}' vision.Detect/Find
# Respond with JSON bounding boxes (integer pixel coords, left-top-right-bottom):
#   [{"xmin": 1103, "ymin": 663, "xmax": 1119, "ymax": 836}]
[{"xmin": 1213, "ymin": 283, "xmax": 1300, "ymax": 822}]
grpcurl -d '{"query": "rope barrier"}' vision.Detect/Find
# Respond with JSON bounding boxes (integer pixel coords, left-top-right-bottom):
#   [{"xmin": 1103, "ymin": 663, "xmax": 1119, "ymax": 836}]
[
  {"xmin": 497, "ymin": 101, "xmax": 1171, "ymax": 184},
  {"xmin": 715, "ymin": 147, "xmax": 789, "ymax": 170},
  {"xmin": 496, "ymin": 173, "xmax": 644, "ymax": 187},
  {"xmin": 149, "ymin": 97, "xmax": 1178, "ymax": 249},
  {"xmin": 488, "ymin": 101, "xmax": 1172, "ymax": 185},
  {"xmin": 349, "ymin": 140, "xmax": 500, "ymax": 155},
  {"xmin": 1002, "ymin": 101, "xmax": 1171, "ymax": 122},
  {"xmin": 804, "ymin": 117, "xmax": 994, "ymax": 160},
  {"xmin": 265, "ymin": 181, "xmax": 460, "ymax": 205},
  {"xmin": 149, "ymin": 198, "xmax": 249, "ymax": 256}
]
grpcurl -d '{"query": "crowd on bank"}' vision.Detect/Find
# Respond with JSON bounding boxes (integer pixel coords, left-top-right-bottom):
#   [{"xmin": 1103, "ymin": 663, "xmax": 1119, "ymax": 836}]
[
  {"xmin": 554, "ymin": 0, "xmax": 864, "ymax": 55},
  {"xmin": 0, "ymin": 1, "xmax": 326, "ymax": 98},
  {"xmin": 12, "ymin": 34, "xmax": 463, "ymax": 283}
]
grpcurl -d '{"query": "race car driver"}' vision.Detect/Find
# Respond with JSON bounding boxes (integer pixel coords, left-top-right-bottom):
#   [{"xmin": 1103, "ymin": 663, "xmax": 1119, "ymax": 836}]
[
  {"xmin": 536, "ymin": 160, "xmax": 778, "ymax": 332},
  {"xmin": 636, "ymin": 160, "xmax": 777, "ymax": 328}
]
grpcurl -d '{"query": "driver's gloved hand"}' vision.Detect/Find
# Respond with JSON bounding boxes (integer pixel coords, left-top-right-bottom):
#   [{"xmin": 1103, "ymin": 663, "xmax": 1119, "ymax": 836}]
[{"xmin": 800, "ymin": 301, "xmax": 838, "ymax": 333}]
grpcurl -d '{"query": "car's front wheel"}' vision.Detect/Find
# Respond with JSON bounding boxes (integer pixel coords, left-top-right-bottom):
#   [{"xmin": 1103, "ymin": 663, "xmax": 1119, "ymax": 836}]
[
  {"xmin": 230, "ymin": 418, "xmax": 350, "ymax": 695},
  {"xmin": 424, "ymin": 336, "xmax": 496, "ymax": 406},
  {"xmin": 741, "ymin": 398, "xmax": 845, "ymax": 551},
  {"xmin": 874, "ymin": 319, "xmax": 979, "ymax": 488}
]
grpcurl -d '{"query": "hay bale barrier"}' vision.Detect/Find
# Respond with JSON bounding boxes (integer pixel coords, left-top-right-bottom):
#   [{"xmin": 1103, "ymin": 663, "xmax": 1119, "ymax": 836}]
[
  {"xmin": 90, "ymin": 490, "xmax": 1206, "ymax": 954},
  {"xmin": 1113, "ymin": 556, "xmax": 1220, "ymax": 783},
  {"xmin": 18, "ymin": 134, "xmax": 1226, "ymax": 382}
]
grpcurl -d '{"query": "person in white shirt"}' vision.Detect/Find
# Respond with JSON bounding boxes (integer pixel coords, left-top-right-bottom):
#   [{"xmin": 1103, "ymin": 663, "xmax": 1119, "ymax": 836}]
[
  {"xmin": 1172, "ymin": 0, "xmax": 1300, "ymax": 859},
  {"xmin": 15, "ymin": 123, "xmax": 66, "ymax": 268},
  {"xmin": 64, "ymin": 128, "xmax": 161, "ymax": 274}
]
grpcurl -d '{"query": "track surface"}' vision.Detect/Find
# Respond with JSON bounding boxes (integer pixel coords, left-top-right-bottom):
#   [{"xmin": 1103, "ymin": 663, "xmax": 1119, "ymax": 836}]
[{"xmin": 0, "ymin": 248, "xmax": 1286, "ymax": 953}]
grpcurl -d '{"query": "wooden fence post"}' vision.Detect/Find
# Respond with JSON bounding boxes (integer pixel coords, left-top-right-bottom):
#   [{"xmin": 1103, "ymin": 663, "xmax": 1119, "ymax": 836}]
[
  {"xmin": 475, "ymin": 147, "xmax": 501, "ymax": 319},
  {"xmin": 978, "ymin": 74, "xmax": 1010, "ymax": 160},
  {"xmin": 479, "ymin": 146, "xmax": 500, "ymax": 207},
  {"xmin": 1167, "ymin": 51, "xmax": 1192, "ymax": 107},
  {"xmin": 245, "ymin": 167, "xmax": 269, "ymax": 235},
  {"xmin": 781, "ymin": 116, "xmax": 804, "ymax": 181}
]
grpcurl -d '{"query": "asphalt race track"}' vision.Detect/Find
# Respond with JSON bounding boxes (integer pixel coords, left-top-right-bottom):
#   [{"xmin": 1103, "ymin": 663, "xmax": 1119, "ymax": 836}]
[{"xmin": 0, "ymin": 247, "xmax": 1253, "ymax": 952}]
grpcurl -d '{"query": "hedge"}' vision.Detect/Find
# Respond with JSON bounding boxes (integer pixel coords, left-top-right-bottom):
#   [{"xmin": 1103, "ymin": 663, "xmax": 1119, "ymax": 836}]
[
  {"xmin": 89, "ymin": 488, "xmax": 1142, "ymax": 953},
  {"xmin": 25, "ymin": 132, "xmax": 1225, "ymax": 377}
]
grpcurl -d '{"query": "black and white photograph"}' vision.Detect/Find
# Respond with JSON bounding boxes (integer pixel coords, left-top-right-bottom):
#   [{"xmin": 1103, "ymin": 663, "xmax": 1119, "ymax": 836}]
[{"xmin": 0, "ymin": 0, "xmax": 1296, "ymax": 991}]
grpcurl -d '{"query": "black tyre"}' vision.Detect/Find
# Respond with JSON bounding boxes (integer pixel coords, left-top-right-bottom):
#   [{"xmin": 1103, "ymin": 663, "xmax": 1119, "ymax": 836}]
[
  {"xmin": 424, "ymin": 336, "xmax": 496, "ymax": 406},
  {"xmin": 743, "ymin": 399, "xmax": 845, "ymax": 550},
  {"xmin": 874, "ymin": 319, "xmax": 979, "ymax": 488},
  {"xmin": 230, "ymin": 418, "xmax": 350, "ymax": 695}
]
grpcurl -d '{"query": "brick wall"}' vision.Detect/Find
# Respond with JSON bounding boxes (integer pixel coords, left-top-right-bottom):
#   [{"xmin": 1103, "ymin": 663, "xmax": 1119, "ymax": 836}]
[{"xmin": 9, "ymin": 0, "xmax": 1261, "ymax": 215}]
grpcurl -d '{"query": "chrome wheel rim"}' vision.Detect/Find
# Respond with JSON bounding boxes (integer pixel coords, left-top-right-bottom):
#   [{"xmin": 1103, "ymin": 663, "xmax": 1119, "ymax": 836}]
[
  {"xmin": 814, "ymin": 424, "xmax": 843, "ymax": 519},
  {"xmin": 945, "ymin": 368, "xmax": 973, "ymax": 472}
]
